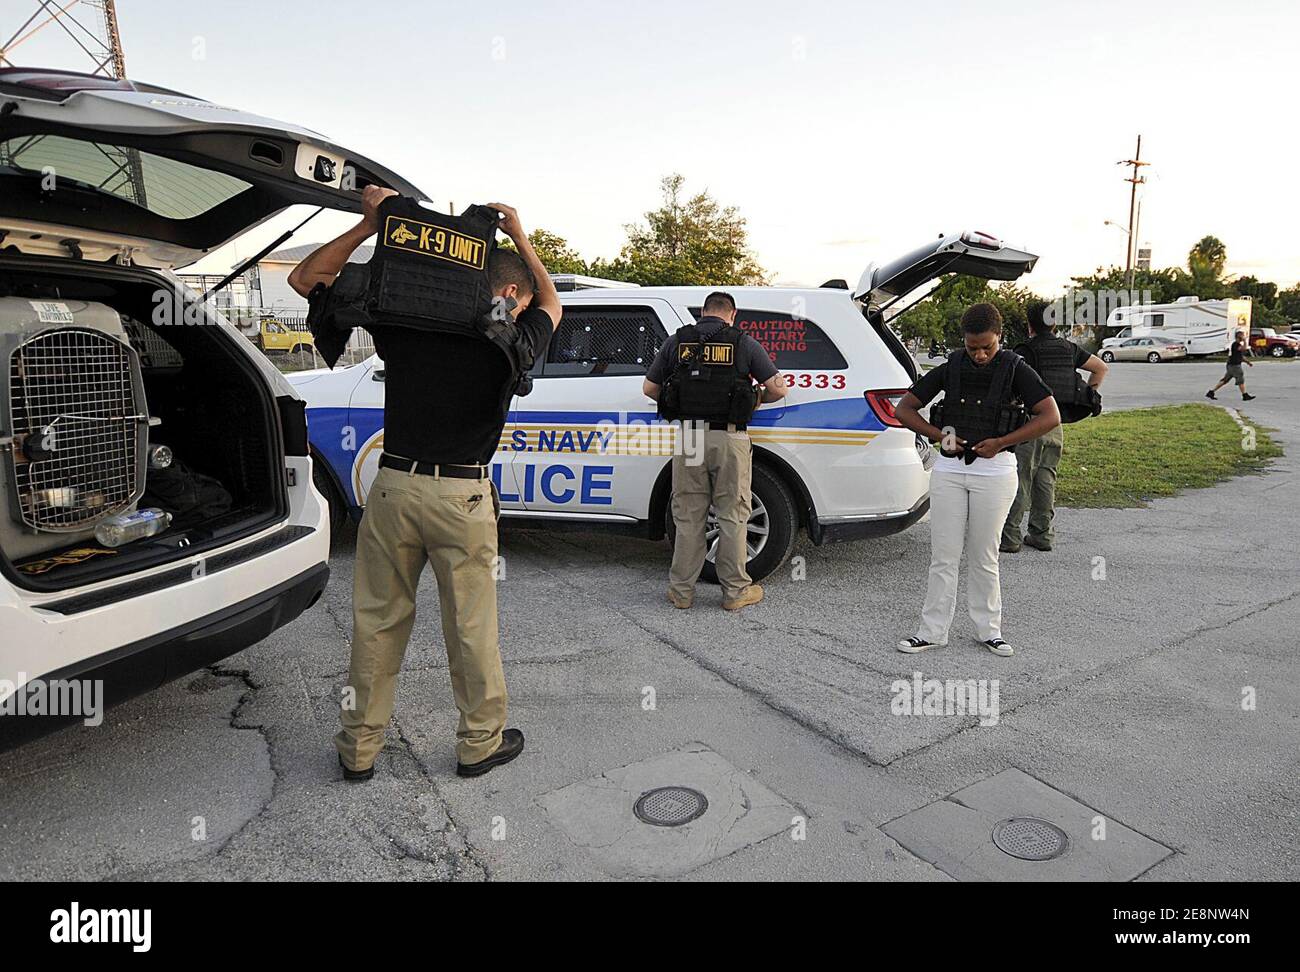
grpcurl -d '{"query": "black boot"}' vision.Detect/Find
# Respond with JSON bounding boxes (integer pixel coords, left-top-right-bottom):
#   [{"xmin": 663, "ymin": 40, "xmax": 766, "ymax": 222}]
[
  {"xmin": 456, "ymin": 728, "xmax": 525, "ymax": 777},
  {"xmin": 339, "ymin": 755, "xmax": 374, "ymax": 783}
]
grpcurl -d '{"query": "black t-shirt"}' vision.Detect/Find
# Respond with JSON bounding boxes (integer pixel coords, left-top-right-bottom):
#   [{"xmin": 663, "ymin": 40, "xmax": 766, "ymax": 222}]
[
  {"xmin": 1228, "ymin": 340, "xmax": 1245, "ymax": 365},
  {"xmin": 1014, "ymin": 334, "xmax": 1091, "ymax": 372},
  {"xmin": 374, "ymin": 307, "xmax": 554, "ymax": 464},
  {"xmin": 645, "ymin": 316, "xmax": 779, "ymax": 386},
  {"xmin": 909, "ymin": 351, "xmax": 1053, "ymax": 409}
]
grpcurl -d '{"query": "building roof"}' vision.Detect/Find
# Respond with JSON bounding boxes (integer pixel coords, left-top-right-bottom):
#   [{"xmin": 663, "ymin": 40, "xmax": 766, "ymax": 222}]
[{"xmin": 262, "ymin": 243, "xmax": 373, "ymax": 265}]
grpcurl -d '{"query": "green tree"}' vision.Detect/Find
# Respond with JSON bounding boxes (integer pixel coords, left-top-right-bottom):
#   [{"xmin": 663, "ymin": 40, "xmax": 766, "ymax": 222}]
[
  {"xmin": 895, "ymin": 297, "xmax": 945, "ymax": 346},
  {"xmin": 1187, "ymin": 235, "xmax": 1229, "ymax": 298},
  {"xmin": 896, "ymin": 275, "xmax": 1003, "ymax": 348},
  {"xmin": 1278, "ymin": 285, "xmax": 1300, "ymax": 325},
  {"xmin": 597, "ymin": 174, "xmax": 768, "ymax": 286},
  {"xmin": 500, "ymin": 228, "xmax": 588, "ymax": 275},
  {"xmin": 1231, "ymin": 275, "xmax": 1283, "ymax": 329},
  {"xmin": 1231, "ymin": 275, "xmax": 1277, "ymax": 308}
]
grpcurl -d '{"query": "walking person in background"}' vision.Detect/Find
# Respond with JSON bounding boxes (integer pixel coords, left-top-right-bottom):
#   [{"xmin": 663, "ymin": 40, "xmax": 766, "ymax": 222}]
[
  {"xmin": 892, "ymin": 304, "xmax": 1061, "ymax": 657},
  {"xmin": 1207, "ymin": 331, "xmax": 1256, "ymax": 401}
]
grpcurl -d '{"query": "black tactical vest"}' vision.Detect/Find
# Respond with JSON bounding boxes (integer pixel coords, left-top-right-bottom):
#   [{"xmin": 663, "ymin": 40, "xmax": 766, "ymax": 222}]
[
  {"xmin": 928, "ymin": 349, "xmax": 1027, "ymax": 454},
  {"xmin": 658, "ymin": 323, "xmax": 759, "ymax": 425},
  {"xmin": 1028, "ymin": 335, "xmax": 1102, "ymax": 424},
  {"xmin": 367, "ymin": 197, "xmax": 497, "ymax": 331},
  {"xmin": 305, "ymin": 198, "xmax": 538, "ymax": 395}
]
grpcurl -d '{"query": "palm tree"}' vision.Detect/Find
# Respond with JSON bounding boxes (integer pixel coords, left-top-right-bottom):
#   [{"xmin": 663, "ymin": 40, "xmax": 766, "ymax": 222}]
[{"xmin": 1188, "ymin": 235, "xmax": 1228, "ymax": 297}]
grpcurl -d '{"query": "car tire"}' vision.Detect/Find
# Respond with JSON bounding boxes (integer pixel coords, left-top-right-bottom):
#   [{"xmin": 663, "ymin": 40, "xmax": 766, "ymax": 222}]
[
  {"xmin": 1271, "ymin": 345, "xmax": 1286, "ymax": 358},
  {"xmin": 1146, "ymin": 351, "xmax": 1161, "ymax": 363},
  {"xmin": 312, "ymin": 455, "xmax": 347, "ymax": 536},
  {"xmin": 665, "ymin": 462, "xmax": 798, "ymax": 585},
  {"xmin": 1101, "ymin": 350, "xmax": 1115, "ymax": 363}
]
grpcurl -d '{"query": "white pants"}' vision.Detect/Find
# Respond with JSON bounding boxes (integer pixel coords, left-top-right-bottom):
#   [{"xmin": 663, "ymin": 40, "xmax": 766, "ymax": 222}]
[{"xmin": 917, "ymin": 470, "xmax": 1020, "ymax": 644}]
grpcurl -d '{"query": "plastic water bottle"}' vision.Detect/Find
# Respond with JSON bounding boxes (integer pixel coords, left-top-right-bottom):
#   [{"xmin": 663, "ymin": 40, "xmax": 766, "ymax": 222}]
[{"xmin": 94, "ymin": 508, "xmax": 172, "ymax": 547}]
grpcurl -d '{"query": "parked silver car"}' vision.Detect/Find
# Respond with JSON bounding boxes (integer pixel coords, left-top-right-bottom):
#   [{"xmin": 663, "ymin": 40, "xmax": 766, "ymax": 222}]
[{"xmin": 1099, "ymin": 336, "xmax": 1187, "ymax": 363}]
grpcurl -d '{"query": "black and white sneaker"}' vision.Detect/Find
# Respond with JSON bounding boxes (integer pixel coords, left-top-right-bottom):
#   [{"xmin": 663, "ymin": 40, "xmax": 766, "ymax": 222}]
[
  {"xmin": 982, "ymin": 638, "xmax": 1014, "ymax": 657},
  {"xmin": 897, "ymin": 636, "xmax": 942, "ymax": 654}
]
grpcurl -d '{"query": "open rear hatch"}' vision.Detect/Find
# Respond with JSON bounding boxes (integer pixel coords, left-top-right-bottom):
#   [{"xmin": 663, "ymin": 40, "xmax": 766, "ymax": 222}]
[
  {"xmin": 855, "ymin": 231, "xmax": 1038, "ymax": 379},
  {"xmin": 0, "ymin": 67, "xmax": 427, "ymax": 266},
  {"xmin": 0, "ymin": 69, "xmax": 426, "ymax": 593}
]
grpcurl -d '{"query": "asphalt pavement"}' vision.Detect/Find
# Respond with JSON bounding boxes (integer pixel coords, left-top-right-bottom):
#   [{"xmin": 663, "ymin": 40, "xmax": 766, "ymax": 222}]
[{"xmin": 2, "ymin": 359, "xmax": 1296, "ymax": 881}]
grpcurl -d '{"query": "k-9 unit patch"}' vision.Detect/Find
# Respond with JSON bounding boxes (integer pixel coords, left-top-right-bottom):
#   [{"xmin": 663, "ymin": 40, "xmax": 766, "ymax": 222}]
[
  {"xmin": 383, "ymin": 215, "xmax": 488, "ymax": 269},
  {"xmin": 679, "ymin": 342, "xmax": 735, "ymax": 365}
]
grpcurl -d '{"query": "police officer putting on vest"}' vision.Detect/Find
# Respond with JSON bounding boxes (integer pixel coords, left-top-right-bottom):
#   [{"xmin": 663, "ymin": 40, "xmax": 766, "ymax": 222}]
[
  {"xmin": 1000, "ymin": 300, "xmax": 1108, "ymax": 553},
  {"xmin": 289, "ymin": 188, "xmax": 561, "ymax": 780},
  {"xmin": 643, "ymin": 292, "xmax": 787, "ymax": 611},
  {"xmin": 894, "ymin": 303, "xmax": 1060, "ymax": 657}
]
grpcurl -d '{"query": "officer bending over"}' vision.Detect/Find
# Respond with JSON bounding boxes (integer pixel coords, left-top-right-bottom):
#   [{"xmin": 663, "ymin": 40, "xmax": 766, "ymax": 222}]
[
  {"xmin": 894, "ymin": 303, "xmax": 1060, "ymax": 657},
  {"xmin": 289, "ymin": 189, "xmax": 560, "ymax": 780},
  {"xmin": 1000, "ymin": 300, "xmax": 1107, "ymax": 553},
  {"xmin": 643, "ymin": 292, "xmax": 787, "ymax": 611}
]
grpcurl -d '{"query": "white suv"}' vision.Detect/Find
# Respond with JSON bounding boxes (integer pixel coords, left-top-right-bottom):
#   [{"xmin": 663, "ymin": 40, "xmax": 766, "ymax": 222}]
[
  {"xmin": 0, "ymin": 68, "xmax": 424, "ymax": 747},
  {"xmin": 296, "ymin": 233, "xmax": 1037, "ymax": 582}
]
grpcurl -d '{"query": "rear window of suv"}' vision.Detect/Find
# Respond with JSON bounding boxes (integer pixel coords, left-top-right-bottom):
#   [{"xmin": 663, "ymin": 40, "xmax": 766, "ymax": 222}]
[
  {"xmin": 0, "ymin": 135, "xmax": 252, "ymax": 219},
  {"xmin": 689, "ymin": 307, "xmax": 848, "ymax": 370}
]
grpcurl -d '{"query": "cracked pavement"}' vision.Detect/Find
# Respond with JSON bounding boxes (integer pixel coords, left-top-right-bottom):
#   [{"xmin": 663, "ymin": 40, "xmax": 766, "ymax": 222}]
[{"xmin": 1, "ymin": 360, "xmax": 1296, "ymax": 881}]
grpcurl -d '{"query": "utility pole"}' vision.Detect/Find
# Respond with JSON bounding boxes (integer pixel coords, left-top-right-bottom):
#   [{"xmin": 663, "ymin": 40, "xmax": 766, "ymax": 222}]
[{"xmin": 1118, "ymin": 135, "xmax": 1149, "ymax": 290}]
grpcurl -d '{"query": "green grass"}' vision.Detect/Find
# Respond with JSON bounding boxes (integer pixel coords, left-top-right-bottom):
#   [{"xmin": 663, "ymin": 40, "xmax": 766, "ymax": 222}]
[{"xmin": 1056, "ymin": 403, "xmax": 1282, "ymax": 508}]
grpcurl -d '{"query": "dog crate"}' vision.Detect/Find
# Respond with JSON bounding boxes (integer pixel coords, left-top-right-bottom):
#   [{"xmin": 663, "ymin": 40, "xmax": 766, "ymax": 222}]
[{"xmin": 0, "ymin": 297, "xmax": 151, "ymax": 561}]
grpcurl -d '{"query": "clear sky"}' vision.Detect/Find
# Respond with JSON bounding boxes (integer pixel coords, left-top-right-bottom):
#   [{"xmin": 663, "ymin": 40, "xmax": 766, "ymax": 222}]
[{"xmin": 12, "ymin": 0, "xmax": 1299, "ymax": 292}]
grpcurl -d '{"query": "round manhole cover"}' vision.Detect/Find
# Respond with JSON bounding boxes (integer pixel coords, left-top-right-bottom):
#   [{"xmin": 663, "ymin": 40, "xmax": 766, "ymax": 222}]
[
  {"xmin": 633, "ymin": 786, "xmax": 708, "ymax": 827},
  {"xmin": 991, "ymin": 817, "xmax": 1069, "ymax": 861}
]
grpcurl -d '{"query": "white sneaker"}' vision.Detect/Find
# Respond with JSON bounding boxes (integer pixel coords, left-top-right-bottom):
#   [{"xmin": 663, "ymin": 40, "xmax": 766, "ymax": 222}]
[
  {"xmin": 897, "ymin": 636, "xmax": 943, "ymax": 653},
  {"xmin": 982, "ymin": 638, "xmax": 1014, "ymax": 657}
]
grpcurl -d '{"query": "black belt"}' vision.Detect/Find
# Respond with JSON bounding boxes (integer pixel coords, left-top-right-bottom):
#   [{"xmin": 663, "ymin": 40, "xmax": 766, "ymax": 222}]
[
  {"xmin": 379, "ymin": 454, "xmax": 489, "ymax": 479},
  {"xmin": 681, "ymin": 420, "xmax": 747, "ymax": 432}
]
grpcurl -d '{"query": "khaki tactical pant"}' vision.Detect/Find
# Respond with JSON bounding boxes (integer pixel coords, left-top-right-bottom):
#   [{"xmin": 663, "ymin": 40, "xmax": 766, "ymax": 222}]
[
  {"xmin": 1001, "ymin": 424, "xmax": 1064, "ymax": 547},
  {"xmin": 335, "ymin": 464, "xmax": 506, "ymax": 769},
  {"xmin": 668, "ymin": 427, "xmax": 753, "ymax": 602}
]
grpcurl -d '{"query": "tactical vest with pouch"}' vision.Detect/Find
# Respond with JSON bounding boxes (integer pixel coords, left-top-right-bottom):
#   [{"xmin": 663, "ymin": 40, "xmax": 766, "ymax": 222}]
[
  {"xmin": 1028, "ymin": 336, "xmax": 1102, "ymax": 424},
  {"xmin": 306, "ymin": 197, "xmax": 537, "ymax": 395},
  {"xmin": 367, "ymin": 197, "xmax": 496, "ymax": 331},
  {"xmin": 928, "ymin": 349, "xmax": 1028, "ymax": 456},
  {"xmin": 658, "ymin": 323, "xmax": 760, "ymax": 426}
]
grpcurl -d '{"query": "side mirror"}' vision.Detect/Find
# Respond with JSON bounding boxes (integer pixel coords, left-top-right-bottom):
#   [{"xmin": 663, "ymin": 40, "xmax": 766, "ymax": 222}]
[{"xmin": 372, "ymin": 368, "xmax": 386, "ymax": 382}]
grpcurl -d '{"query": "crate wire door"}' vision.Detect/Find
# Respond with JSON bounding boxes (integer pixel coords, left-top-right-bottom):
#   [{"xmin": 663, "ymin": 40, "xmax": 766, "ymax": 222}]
[{"xmin": 9, "ymin": 328, "xmax": 145, "ymax": 532}]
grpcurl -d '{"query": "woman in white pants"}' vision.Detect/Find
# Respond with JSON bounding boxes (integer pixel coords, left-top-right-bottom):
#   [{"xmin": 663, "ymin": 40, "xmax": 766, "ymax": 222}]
[{"xmin": 894, "ymin": 304, "xmax": 1061, "ymax": 656}]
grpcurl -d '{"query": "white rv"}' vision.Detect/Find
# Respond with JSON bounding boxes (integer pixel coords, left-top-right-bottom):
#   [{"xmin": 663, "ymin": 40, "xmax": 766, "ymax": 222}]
[{"xmin": 1104, "ymin": 296, "xmax": 1252, "ymax": 356}]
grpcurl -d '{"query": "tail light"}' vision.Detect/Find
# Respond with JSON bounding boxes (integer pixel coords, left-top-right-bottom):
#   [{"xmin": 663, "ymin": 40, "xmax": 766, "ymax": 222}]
[
  {"xmin": 865, "ymin": 389, "xmax": 909, "ymax": 428},
  {"xmin": 961, "ymin": 230, "xmax": 1002, "ymax": 250}
]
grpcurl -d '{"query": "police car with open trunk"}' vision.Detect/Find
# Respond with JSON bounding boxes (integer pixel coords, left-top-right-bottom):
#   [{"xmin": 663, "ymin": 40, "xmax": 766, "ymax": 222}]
[{"xmin": 295, "ymin": 232, "xmax": 1038, "ymax": 582}]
